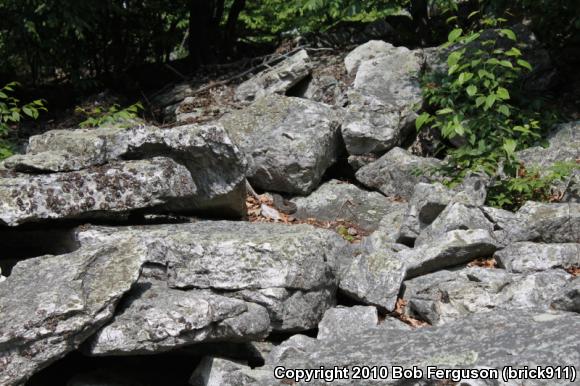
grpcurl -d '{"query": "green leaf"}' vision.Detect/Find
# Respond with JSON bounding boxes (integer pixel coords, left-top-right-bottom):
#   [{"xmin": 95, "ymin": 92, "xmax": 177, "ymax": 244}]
[
  {"xmin": 505, "ymin": 47, "xmax": 522, "ymax": 57},
  {"xmin": 500, "ymin": 29, "xmax": 517, "ymax": 41},
  {"xmin": 502, "ymin": 139, "xmax": 517, "ymax": 156},
  {"xmin": 475, "ymin": 96, "xmax": 486, "ymax": 107},
  {"xmin": 415, "ymin": 112, "xmax": 431, "ymax": 130},
  {"xmin": 447, "ymin": 50, "xmax": 463, "ymax": 67},
  {"xmin": 517, "ymin": 59, "xmax": 533, "ymax": 71},
  {"xmin": 448, "ymin": 28, "xmax": 463, "ymax": 43},
  {"xmin": 499, "ymin": 60, "xmax": 513, "ymax": 68},
  {"xmin": 496, "ymin": 87, "xmax": 510, "ymax": 100},
  {"xmin": 484, "ymin": 94, "xmax": 496, "ymax": 110},
  {"xmin": 466, "ymin": 85, "xmax": 478, "ymax": 96},
  {"xmin": 498, "ymin": 105, "xmax": 510, "ymax": 116},
  {"xmin": 458, "ymin": 72, "xmax": 473, "ymax": 84},
  {"xmin": 436, "ymin": 108, "xmax": 454, "ymax": 115}
]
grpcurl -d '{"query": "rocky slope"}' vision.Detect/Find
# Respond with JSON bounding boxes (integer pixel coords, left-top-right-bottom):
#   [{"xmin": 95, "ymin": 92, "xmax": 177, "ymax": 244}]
[{"xmin": 0, "ymin": 37, "xmax": 578, "ymax": 386}]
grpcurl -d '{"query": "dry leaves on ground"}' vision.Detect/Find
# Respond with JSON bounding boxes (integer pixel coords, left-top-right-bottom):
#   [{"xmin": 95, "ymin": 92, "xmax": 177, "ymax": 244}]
[
  {"xmin": 467, "ymin": 257, "xmax": 498, "ymax": 269},
  {"xmin": 388, "ymin": 298, "xmax": 429, "ymax": 329}
]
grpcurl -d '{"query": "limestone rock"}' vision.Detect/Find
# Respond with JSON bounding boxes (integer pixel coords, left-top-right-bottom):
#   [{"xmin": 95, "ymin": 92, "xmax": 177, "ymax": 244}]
[
  {"xmin": 291, "ymin": 180, "xmax": 406, "ymax": 231},
  {"xmin": 361, "ymin": 202, "xmax": 409, "ymax": 248},
  {"xmin": 495, "ymin": 242, "xmax": 580, "ymax": 273},
  {"xmin": 234, "ymin": 50, "xmax": 312, "ymax": 102},
  {"xmin": 403, "ymin": 267, "xmax": 572, "ymax": 325},
  {"xmin": 220, "ymin": 95, "xmax": 341, "ymax": 195},
  {"xmin": 317, "ymin": 306, "xmax": 379, "ymax": 340},
  {"xmin": 355, "ymin": 148, "xmax": 440, "ymax": 200},
  {"xmin": 516, "ymin": 202, "xmax": 580, "ymax": 243},
  {"xmin": 0, "ymin": 241, "xmax": 143, "ymax": 385},
  {"xmin": 86, "ymin": 280, "xmax": 271, "ymax": 355},
  {"xmin": 190, "ymin": 357, "xmax": 271, "ymax": 386},
  {"xmin": 397, "ymin": 229, "xmax": 500, "ymax": 278},
  {"xmin": 344, "ymin": 40, "xmax": 395, "ymax": 75},
  {"xmin": 552, "ymin": 277, "xmax": 580, "ymax": 313}
]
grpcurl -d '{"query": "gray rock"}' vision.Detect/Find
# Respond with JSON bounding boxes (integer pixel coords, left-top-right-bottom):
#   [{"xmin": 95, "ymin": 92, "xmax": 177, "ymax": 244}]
[
  {"xmin": 344, "ymin": 40, "xmax": 395, "ymax": 75},
  {"xmin": 220, "ymin": 95, "xmax": 341, "ymax": 194},
  {"xmin": 86, "ymin": 280, "xmax": 270, "ymax": 355},
  {"xmin": 516, "ymin": 202, "xmax": 580, "ymax": 243},
  {"xmin": 341, "ymin": 109, "xmax": 405, "ymax": 156},
  {"xmin": 340, "ymin": 250, "xmax": 405, "ymax": 312},
  {"xmin": 552, "ymin": 277, "xmax": 580, "ymax": 313},
  {"xmin": 2, "ymin": 123, "xmax": 249, "ymax": 217},
  {"xmin": 235, "ymin": 50, "xmax": 312, "ymax": 102},
  {"xmin": 0, "ymin": 241, "xmax": 143, "ymax": 385},
  {"xmin": 415, "ymin": 203, "xmax": 494, "ymax": 246},
  {"xmin": 295, "ymin": 75, "xmax": 341, "ymax": 104},
  {"xmin": 355, "ymin": 147, "xmax": 440, "ymax": 200},
  {"xmin": 378, "ymin": 316, "xmax": 413, "ymax": 331},
  {"xmin": 0, "ymin": 158, "xmax": 197, "ymax": 227},
  {"xmin": 78, "ymin": 221, "xmax": 348, "ymax": 332},
  {"xmin": 398, "ymin": 229, "xmax": 500, "ymax": 278},
  {"xmin": 291, "ymin": 180, "xmax": 406, "ymax": 231},
  {"xmin": 317, "ymin": 306, "xmax": 379, "ymax": 340},
  {"xmin": 361, "ymin": 202, "xmax": 409, "ymax": 247},
  {"xmin": 347, "ymin": 154, "xmax": 377, "ymax": 171},
  {"xmin": 495, "ymin": 242, "xmax": 580, "ymax": 273},
  {"xmin": 190, "ymin": 357, "xmax": 271, "ymax": 386},
  {"xmin": 480, "ymin": 206, "xmax": 535, "ymax": 245},
  {"xmin": 403, "ymin": 267, "xmax": 572, "ymax": 325},
  {"xmin": 258, "ymin": 310, "xmax": 580, "ymax": 385}
]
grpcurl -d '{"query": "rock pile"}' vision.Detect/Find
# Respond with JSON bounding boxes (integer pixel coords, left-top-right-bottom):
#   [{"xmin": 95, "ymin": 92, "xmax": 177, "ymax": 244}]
[{"xmin": 0, "ymin": 36, "xmax": 578, "ymax": 386}]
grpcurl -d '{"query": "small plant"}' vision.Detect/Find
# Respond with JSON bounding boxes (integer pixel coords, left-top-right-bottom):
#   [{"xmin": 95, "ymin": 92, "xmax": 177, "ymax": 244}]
[
  {"xmin": 76, "ymin": 102, "xmax": 143, "ymax": 128},
  {"xmin": 0, "ymin": 82, "xmax": 46, "ymax": 159}
]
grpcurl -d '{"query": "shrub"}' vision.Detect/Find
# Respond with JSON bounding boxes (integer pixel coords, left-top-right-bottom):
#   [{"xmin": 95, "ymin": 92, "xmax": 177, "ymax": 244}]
[{"xmin": 76, "ymin": 102, "xmax": 143, "ymax": 128}]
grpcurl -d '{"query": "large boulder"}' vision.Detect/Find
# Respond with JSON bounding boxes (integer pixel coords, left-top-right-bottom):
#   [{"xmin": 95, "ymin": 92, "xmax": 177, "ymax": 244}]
[
  {"xmin": 516, "ymin": 202, "xmax": 580, "ymax": 243},
  {"xmin": 0, "ymin": 240, "xmax": 143, "ymax": 385},
  {"xmin": 78, "ymin": 221, "xmax": 349, "ymax": 332},
  {"xmin": 1, "ymin": 123, "xmax": 249, "ymax": 221},
  {"xmin": 403, "ymin": 267, "xmax": 573, "ymax": 325},
  {"xmin": 317, "ymin": 306, "xmax": 379, "ymax": 340},
  {"xmin": 355, "ymin": 147, "xmax": 440, "ymax": 200},
  {"xmin": 291, "ymin": 180, "xmax": 406, "ymax": 231},
  {"xmin": 220, "ymin": 95, "xmax": 342, "ymax": 195},
  {"xmin": 495, "ymin": 242, "xmax": 580, "ymax": 273},
  {"xmin": 342, "ymin": 44, "xmax": 424, "ymax": 155},
  {"xmin": 86, "ymin": 280, "xmax": 271, "ymax": 356},
  {"xmin": 234, "ymin": 50, "xmax": 312, "ymax": 102}
]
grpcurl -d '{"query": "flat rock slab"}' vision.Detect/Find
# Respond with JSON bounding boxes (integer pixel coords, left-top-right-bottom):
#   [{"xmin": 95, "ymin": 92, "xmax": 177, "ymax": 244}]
[
  {"xmin": 0, "ymin": 157, "xmax": 196, "ymax": 226},
  {"xmin": 221, "ymin": 310, "xmax": 580, "ymax": 385},
  {"xmin": 291, "ymin": 180, "xmax": 405, "ymax": 231},
  {"xmin": 0, "ymin": 241, "xmax": 143, "ymax": 385},
  {"xmin": 403, "ymin": 267, "xmax": 573, "ymax": 325},
  {"xmin": 495, "ymin": 242, "xmax": 580, "ymax": 273},
  {"xmin": 317, "ymin": 306, "xmax": 379, "ymax": 340},
  {"xmin": 344, "ymin": 40, "xmax": 395, "ymax": 75},
  {"xmin": 86, "ymin": 280, "xmax": 271, "ymax": 356},
  {"xmin": 397, "ymin": 229, "xmax": 500, "ymax": 278},
  {"xmin": 235, "ymin": 49, "xmax": 312, "ymax": 102},
  {"xmin": 516, "ymin": 202, "xmax": 580, "ymax": 243},
  {"xmin": 355, "ymin": 148, "xmax": 440, "ymax": 200},
  {"xmin": 1, "ymin": 124, "xmax": 249, "ymax": 218},
  {"xmin": 78, "ymin": 221, "xmax": 349, "ymax": 332},
  {"xmin": 220, "ymin": 95, "xmax": 341, "ymax": 194}
]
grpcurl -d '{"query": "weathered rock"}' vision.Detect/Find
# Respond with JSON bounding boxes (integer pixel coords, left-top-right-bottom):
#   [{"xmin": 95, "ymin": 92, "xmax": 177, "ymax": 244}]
[
  {"xmin": 317, "ymin": 306, "xmax": 379, "ymax": 340},
  {"xmin": 495, "ymin": 242, "xmax": 580, "ymax": 273},
  {"xmin": 220, "ymin": 95, "xmax": 342, "ymax": 195},
  {"xmin": 341, "ymin": 45, "xmax": 424, "ymax": 155},
  {"xmin": 234, "ymin": 50, "xmax": 312, "ymax": 102},
  {"xmin": 403, "ymin": 267, "xmax": 573, "ymax": 325},
  {"xmin": 397, "ymin": 229, "xmax": 500, "ymax": 278},
  {"xmin": 347, "ymin": 154, "xmax": 377, "ymax": 171},
  {"xmin": 78, "ymin": 221, "xmax": 348, "ymax": 332},
  {"xmin": 190, "ymin": 357, "xmax": 271, "ymax": 386},
  {"xmin": 245, "ymin": 310, "xmax": 580, "ymax": 385},
  {"xmin": 552, "ymin": 277, "xmax": 580, "ymax": 313},
  {"xmin": 344, "ymin": 40, "xmax": 395, "ymax": 75},
  {"xmin": 480, "ymin": 206, "xmax": 535, "ymax": 245},
  {"xmin": 294, "ymin": 75, "xmax": 342, "ymax": 104},
  {"xmin": 355, "ymin": 147, "xmax": 440, "ymax": 200},
  {"xmin": 361, "ymin": 202, "xmax": 409, "ymax": 248},
  {"xmin": 291, "ymin": 180, "xmax": 406, "ymax": 231},
  {"xmin": 516, "ymin": 202, "xmax": 580, "ymax": 243},
  {"xmin": 378, "ymin": 316, "xmax": 413, "ymax": 331},
  {"xmin": 2, "ymin": 123, "xmax": 249, "ymax": 218},
  {"xmin": 415, "ymin": 203, "xmax": 494, "ymax": 246},
  {"xmin": 0, "ymin": 241, "xmax": 143, "ymax": 385},
  {"xmin": 0, "ymin": 158, "xmax": 198, "ymax": 227},
  {"xmin": 340, "ymin": 250, "xmax": 405, "ymax": 312},
  {"xmin": 86, "ymin": 280, "xmax": 271, "ymax": 355}
]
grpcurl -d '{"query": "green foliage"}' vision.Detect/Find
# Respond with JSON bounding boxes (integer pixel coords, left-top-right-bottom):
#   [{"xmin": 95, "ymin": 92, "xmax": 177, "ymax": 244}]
[
  {"xmin": 417, "ymin": 16, "xmax": 570, "ymax": 209},
  {"xmin": 0, "ymin": 82, "xmax": 45, "ymax": 159},
  {"xmin": 76, "ymin": 102, "xmax": 143, "ymax": 128}
]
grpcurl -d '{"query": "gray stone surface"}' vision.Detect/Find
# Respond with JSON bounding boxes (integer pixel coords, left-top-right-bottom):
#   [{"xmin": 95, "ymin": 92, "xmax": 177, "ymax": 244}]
[
  {"xmin": 238, "ymin": 310, "xmax": 580, "ymax": 385},
  {"xmin": 78, "ymin": 221, "xmax": 349, "ymax": 332},
  {"xmin": 403, "ymin": 267, "xmax": 573, "ymax": 325},
  {"xmin": 516, "ymin": 202, "xmax": 580, "ymax": 243},
  {"xmin": 480, "ymin": 206, "xmax": 535, "ymax": 246},
  {"xmin": 1, "ymin": 123, "xmax": 249, "ymax": 218},
  {"xmin": 355, "ymin": 147, "xmax": 440, "ymax": 200},
  {"xmin": 86, "ymin": 280, "xmax": 271, "ymax": 355},
  {"xmin": 190, "ymin": 357, "xmax": 271, "ymax": 386},
  {"xmin": 0, "ymin": 157, "xmax": 197, "ymax": 227},
  {"xmin": 495, "ymin": 242, "xmax": 580, "ymax": 273},
  {"xmin": 344, "ymin": 40, "xmax": 395, "ymax": 75},
  {"xmin": 235, "ymin": 50, "xmax": 312, "ymax": 102},
  {"xmin": 361, "ymin": 202, "xmax": 409, "ymax": 247},
  {"xmin": 340, "ymin": 250, "xmax": 405, "ymax": 312},
  {"xmin": 220, "ymin": 95, "xmax": 342, "ymax": 194},
  {"xmin": 317, "ymin": 306, "xmax": 379, "ymax": 340},
  {"xmin": 552, "ymin": 277, "xmax": 580, "ymax": 313},
  {"xmin": 0, "ymin": 241, "xmax": 143, "ymax": 385},
  {"xmin": 397, "ymin": 229, "xmax": 500, "ymax": 278},
  {"xmin": 291, "ymin": 180, "xmax": 406, "ymax": 231},
  {"xmin": 415, "ymin": 203, "xmax": 494, "ymax": 246}
]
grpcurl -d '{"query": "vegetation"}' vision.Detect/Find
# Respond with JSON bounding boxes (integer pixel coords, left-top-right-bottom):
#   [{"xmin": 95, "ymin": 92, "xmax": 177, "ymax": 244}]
[{"xmin": 76, "ymin": 102, "xmax": 143, "ymax": 128}]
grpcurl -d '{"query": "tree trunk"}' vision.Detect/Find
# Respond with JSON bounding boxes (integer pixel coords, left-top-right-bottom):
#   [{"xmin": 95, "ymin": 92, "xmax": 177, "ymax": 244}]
[
  {"xmin": 410, "ymin": 0, "xmax": 430, "ymax": 45},
  {"xmin": 223, "ymin": 0, "xmax": 246, "ymax": 57},
  {"xmin": 188, "ymin": 0, "xmax": 212, "ymax": 67}
]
